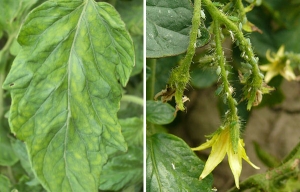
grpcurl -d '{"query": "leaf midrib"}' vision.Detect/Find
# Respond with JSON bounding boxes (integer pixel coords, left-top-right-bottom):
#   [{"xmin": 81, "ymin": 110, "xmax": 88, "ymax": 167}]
[
  {"xmin": 64, "ymin": 0, "xmax": 87, "ymax": 189},
  {"xmin": 149, "ymin": 137, "xmax": 163, "ymax": 192}
]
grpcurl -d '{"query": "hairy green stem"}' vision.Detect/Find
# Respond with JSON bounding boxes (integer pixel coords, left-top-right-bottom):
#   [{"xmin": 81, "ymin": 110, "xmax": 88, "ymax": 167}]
[
  {"xmin": 213, "ymin": 19, "xmax": 240, "ymax": 152},
  {"xmin": 203, "ymin": 0, "xmax": 263, "ymax": 110},
  {"xmin": 203, "ymin": 0, "xmax": 259, "ymax": 76},
  {"xmin": 146, "ymin": 59, "xmax": 156, "ymax": 100},
  {"xmin": 168, "ymin": 0, "xmax": 201, "ymax": 110},
  {"xmin": 121, "ymin": 95, "xmax": 143, "ymax": 106},
  {"xmin": 213, "ymin": 20, "xmax": 237, "ymax": 117}
]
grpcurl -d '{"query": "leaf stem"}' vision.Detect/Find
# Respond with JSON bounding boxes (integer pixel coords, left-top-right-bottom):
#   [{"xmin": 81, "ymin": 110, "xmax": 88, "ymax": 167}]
[
  {"xmin": 121, "ymin": 95, "xmax": 143, "ymax": 106},
  {"xmin": 213, "ymin": 19, "xmax": 240, "ymax": 152},
  {"xmin": 146, "ymin": 58, "xmax": 156, "ymax": 100},
  {"xmin": 7, "ymin": 166, "xmax": 16, "ymax": 184},
  {"xmin": 146, "ymin": 59, "xmax": 157, "ymax": 135},
  {"xmin": 0, "ymin": 75, "xmax": 4, "ymax": 118}
]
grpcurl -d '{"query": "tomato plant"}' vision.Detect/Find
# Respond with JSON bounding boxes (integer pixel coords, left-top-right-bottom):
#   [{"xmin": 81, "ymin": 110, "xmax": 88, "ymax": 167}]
[
  {"xmin": 146, "ymin": 0, "xmax": 300, "ymax": 191},
  {"xmin": 0, "ymin": 0, "xmax": 143, "ymax": 191}
]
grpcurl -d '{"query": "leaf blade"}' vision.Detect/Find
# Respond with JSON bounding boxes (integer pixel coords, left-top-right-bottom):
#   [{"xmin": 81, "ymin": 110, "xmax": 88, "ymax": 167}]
[
  {"xmin": 146, "ymin": 133, "xmax": 213, "ymax": 191},
  {"xmin": 3, "ymin": 0, "xmax": 134, "ymax": 191}
]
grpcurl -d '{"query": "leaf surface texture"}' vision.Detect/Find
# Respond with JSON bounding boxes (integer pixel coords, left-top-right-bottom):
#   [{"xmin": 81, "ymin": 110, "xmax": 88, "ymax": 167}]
[{"xmin": 3, "ymin": 0, "xmax": 134, "ymax": 191}]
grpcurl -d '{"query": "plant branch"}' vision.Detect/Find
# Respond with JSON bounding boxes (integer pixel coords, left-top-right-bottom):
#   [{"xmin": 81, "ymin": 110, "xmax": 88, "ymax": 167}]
[
  {"xmin": 168, "ymin": 0, "xmax": 201, "ymax": 111},
  {"xmin": 213, "ymin": 20, "xmax": 237, "ymax": 118},
  {"xmin": 203, "ymin": 0, "xmax": 263, "ymax": 110}
]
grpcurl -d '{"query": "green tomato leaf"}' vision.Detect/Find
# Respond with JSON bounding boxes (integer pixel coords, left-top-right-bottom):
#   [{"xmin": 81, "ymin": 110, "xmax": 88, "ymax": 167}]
[
  {"xmin": 146, "ymin": 101, "xmax": 175, "ymax": 125},
  {"xmin": 10, "ymin": 138, "xmax": 35, "ymax": 178},
  {"xmin": 146, "ymin": 133, "xmax": 213, "ymax": 191},
  {"xmin": 116, "ymin": 0, "xmax": 143, "ymax": 36},
  {"xmin": 11, "ymin": 175, "xmax": 44, "ymax": 192},
  {"xmin": 146, "ymin": 0, "xmax": 193, "ymax": 58},
  {"xmin": 0, "ymin": 174, "xmax": 11, "ymax": 192},
  {"xmin": 131, "ymin": 35, "xmax": 143, "ymax": 76},
  {"xmin": 0, "ymin": 121, "xmax": 18, "ymax": 166},
  {"xmin": 2, "ymin": 0, "xmax": 134, "ymax": 191},
  {"xmin": 9, "ymin": 39, "xmax": 21, "ymax": 56},
  {"xmin": 116, "ymin": 0, "xmax": 143, "ymax": 76},
  {"xmin": 120, "ymin": 117, "xmax": 143, "ymax": 146},
  {"xmin": 146, "ymin": 0, "xmax": 210, "ymax": 58},
  {"xmin": 99, "ymin": 117, "xmax": 143, "ymax": 191},
  {"xmin": 99, "ymin": 146, "xmax": 143, "ymax": 191}
]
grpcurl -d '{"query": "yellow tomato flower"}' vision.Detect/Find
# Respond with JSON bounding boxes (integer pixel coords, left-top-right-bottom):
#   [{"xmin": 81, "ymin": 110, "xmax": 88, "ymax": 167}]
[
  {"xmin": 192, "ymin": 127, "xmax": 259, "ymax": 189},
  {"xmin": 260, "ymin": 45, "xmax": 296, "ymax": 83}
]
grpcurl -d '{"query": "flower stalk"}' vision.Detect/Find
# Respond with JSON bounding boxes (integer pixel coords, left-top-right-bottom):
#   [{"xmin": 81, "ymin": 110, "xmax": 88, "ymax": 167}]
[{"xmin": 203, "ymin": 0, "xmax": 266, "ymax": 110}]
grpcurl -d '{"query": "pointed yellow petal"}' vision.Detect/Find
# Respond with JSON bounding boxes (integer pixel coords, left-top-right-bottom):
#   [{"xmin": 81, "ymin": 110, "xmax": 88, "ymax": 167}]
[
  {"xmin": 280, "ymin": 65, "xmax": 296, "ymax": 81},
  {"xmin": 199, "ymin": 133, "xmax": 229, "ymax": 180},
  {"xmin": 240, "ymin": 141, "xmax": 260, "ymax": 170},
  {"xmin": 259, "ymin": 64, "xmax": 271, "ymax": 71},
  {"xmin": 266, "ymin": 50, "xmax": 275, "ymax": 62},
  {"xmin": 264, "ymin": 70, "xmax": 278, "ymax": 83},
  {"xmin": 227, "ymin": 148, "xmax": 242, "ymax": 189},
  {"xmin": 191, "ymin": 138, "xmax": 214, "ymax": 151},
  {"xmin": 277, "ymin": 45, "xmax": 285, "ymax": 57}
]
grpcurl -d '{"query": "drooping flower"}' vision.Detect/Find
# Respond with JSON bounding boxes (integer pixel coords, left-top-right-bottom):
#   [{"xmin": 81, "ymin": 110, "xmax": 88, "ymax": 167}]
[
  {"xmin": 192, "ymin": 126, "xmax": 259, "ymax": 189},
  {"xmin": 260, "ymin": 45, "xmax": 297, "ymax": 83}
]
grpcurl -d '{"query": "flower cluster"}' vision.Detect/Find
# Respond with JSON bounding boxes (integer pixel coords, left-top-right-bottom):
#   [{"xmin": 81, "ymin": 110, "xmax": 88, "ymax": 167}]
[
  {"xmin": 192, "ymin": 126, "xmax": 259, "ymax": 189},
  {"xmin": 260, "ymin": 45, "xmax": 298, "ymax": 83}
]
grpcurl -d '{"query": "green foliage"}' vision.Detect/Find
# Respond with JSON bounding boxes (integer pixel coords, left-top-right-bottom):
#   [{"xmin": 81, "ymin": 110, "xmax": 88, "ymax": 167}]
[
  {"xmin": 0, "ymin": 0, "xmax": 143, "ymax": 191},
  {"xmin": 146, "ymin": 133, "xmax": 213, "ymax": 191},
  {"xmin": 146, "ymin": 101, "xmax": 175, "ymax": 125},
  {"xmin": 0, "ymin": 174, "xmax": 11, "ymax": 192},
  {"xmin": 99, "ymin": 117, "xmax": 143, "ymax": 191},
  {"xmin": 146, "ymin": 0, "xmax": 300, "ymax": 191},
  {"xmin": 0, "ymin": 121, "xmax": 18, "ymax": 166},
  {"xmin": 146, "ymin": 0, "xmax": 210, "ymax": 58}
]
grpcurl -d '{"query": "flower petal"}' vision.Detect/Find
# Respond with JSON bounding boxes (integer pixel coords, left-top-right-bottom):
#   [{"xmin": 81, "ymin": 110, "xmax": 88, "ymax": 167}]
[
  {"xmin": 264, "ymin": 70, "xmax": 278, "ymax": 83},
  {"xmin": 280, "ymin": 65, "xmax": 296, "ymax": 81},
  {"xmin": 259, "ymin": 64, "xmax": 271, "ymax": 71},
  {"xmin": 199, "ymin": 133, "xmax": 228, "ymax": 180},
  {"xmin": 277, "ymin": 45, "xmax": 285, "ymax": 57},
  {"xmin": 227, "ymin": 147, "xmax": 242, "ymax": 189},
  {"xmin": 240, "ymin": 149, "xmax": 260, "ymax": 169},
  {"xmin": 266, "ymin": 50, "xmax": 275, "ymax": 62},
  {"xmin": 191, "ymin": 138, "xmax": 214, "ymax": 151}
]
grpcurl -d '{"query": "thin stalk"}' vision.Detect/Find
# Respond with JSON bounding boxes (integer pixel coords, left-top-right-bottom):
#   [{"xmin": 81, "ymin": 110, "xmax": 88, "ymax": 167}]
[
  {"xmin": 146, "ymin": 59, "xmax": 156, "ymax": 100},
  {"xmin": 0, "ymin": 75, "xmax": 5, "ymax": 118},
  {"xmin": 213, "ymin": 20, "xmax": 238, "ymax": 118},
  {"xmin": 121, "ymin": 95, "xmax": 143, "ymax": 106},
  {"xmin": 203, "ymin": 0, "xmax": 259, "ymax": 77},
  {"xmin": 177, "ymin": 0, "xmax": 202, "ymax": 75},
  {"xmin": 146, "ymin": 59, "xmax": 156, "ymax": 135},
  {"xmin": 203, "ymin": 0, "xmax": 263, "ymax": 110}
]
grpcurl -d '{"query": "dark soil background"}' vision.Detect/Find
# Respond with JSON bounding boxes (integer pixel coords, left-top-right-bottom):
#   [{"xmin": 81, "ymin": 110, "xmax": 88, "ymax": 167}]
[{"xmin": 169, "ymin": 80, "xmax": 300, "ymax": 191}]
